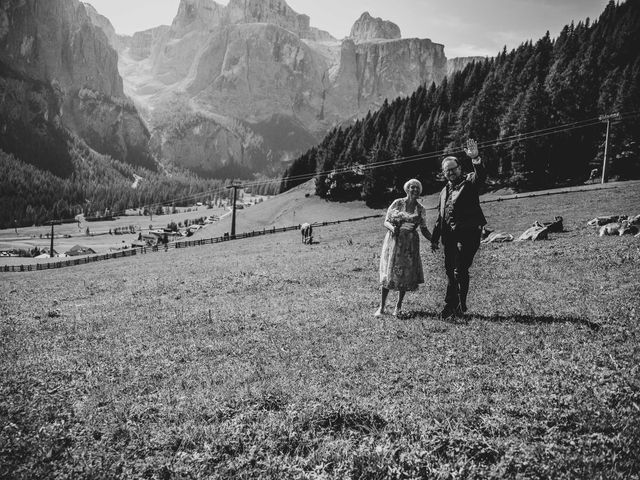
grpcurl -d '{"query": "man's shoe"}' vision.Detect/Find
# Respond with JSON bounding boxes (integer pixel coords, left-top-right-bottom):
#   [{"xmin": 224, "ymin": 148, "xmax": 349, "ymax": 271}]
[
  {"xmin": 440, "ymin": 306, "xmax": 455, "ymax": 319},
  {"xmin": 458, "ymin": 295, "xmax": 467, "ymax": 313}
]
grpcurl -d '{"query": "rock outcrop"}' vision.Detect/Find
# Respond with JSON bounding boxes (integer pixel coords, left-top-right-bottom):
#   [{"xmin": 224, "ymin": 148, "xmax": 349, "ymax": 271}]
[
  {"xmin": 227, "ymin": 0, "xmax": 311, "ymax": 37},
  {"xmin": 447, "ymin": 56, "xmax": 486, "ymax": 76},
  {"xmin": 83, "ymin": 2, "xmax": 122, "ymax": 50},
  {"xmin": 124, "ymin": 26, "xmax": 170, "ymax": 61},
  {"xmin": 349, "ymin": 12, "xmax": 401, "ymax": 41},
  {"xmin": 1, "ymin": 0, "xmax": 122, "ymax": 97},
  {"xmin": 171, "ymin": 0, "xmax": 227, "ymax": 36},
  {"xmin": 0, "ymin": 0, "xmax": 155, "ymax": 171},
  {"xmin": 329, "ymin": 37, "xmax": 446, "ymax": 112}
]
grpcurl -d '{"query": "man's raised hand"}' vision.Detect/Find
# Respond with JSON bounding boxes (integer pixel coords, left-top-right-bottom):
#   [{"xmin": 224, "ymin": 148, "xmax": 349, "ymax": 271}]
[{"xmin": 463, "ymin": 138, "xmax": 479, "ymax": 159}]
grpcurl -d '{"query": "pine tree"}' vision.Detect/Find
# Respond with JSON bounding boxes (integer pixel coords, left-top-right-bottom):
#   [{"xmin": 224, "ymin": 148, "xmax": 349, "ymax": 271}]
[
  {"xmin": 513, "ymin": 80, "xmax": 552, "ymax": 188},
  {"xmin": 363, "ymin": 138, "xmax": 393, "ymax": 207}
]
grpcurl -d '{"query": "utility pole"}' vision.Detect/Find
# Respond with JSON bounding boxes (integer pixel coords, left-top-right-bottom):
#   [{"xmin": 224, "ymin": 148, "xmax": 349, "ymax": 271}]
[
  {"xmin": 599, "ymin": 112, "xmax": 621, "ymax": 184},
  {"xmin": 226, "ymin": 183, "xmax": 243, "ymax": 238},
  {"xmin": 46, "ymin": 220, "xmax": 62, "ymax": 257}
]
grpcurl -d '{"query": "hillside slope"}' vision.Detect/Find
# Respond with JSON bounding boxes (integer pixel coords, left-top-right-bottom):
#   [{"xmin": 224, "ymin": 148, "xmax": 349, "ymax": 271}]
[
  {"xmin": 193, "ymin": 180, "xmax": 385, "ymax": 238},
  {"xmin": 1, "ymin": 182, "xmax": 639, "ymax": 478}
]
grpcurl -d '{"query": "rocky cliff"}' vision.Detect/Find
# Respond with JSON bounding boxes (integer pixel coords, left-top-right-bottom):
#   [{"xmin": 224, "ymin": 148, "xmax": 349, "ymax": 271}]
[
  {"xmin": 89, "ymin": 0, "xmax": 449, "ymax": 178},
  {"xmin": 123, "ymin": 26, "xmax": 170, "ymax": 62},
  {"xmin": 0, "ymin": 0, "xmax": 155, "ymax": 172},
  {"xmin": 349, "ymin": 12, "xmax": 401, "ymax": 41},
  {"xmin": 447, "ymin": 56, "xmax": 486, "ymax": 76},
  {"xmin": 83, "ymin": 2, "xmax": 122, "ymax": 50},
  {"xmin": 1, "ymin": 0, "xmax": 122, "ymax": 97},
  {"xmin": 227, "ymin": 0, "xmax": 310, "ymax": 37},
  {"xmin": 329, "ymin": 37, "xmax": 446, "ymax": 113}
]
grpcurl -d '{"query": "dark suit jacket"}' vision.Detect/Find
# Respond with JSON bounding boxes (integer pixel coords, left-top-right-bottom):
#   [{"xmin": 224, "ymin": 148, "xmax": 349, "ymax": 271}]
[{"xmin": 432, "ymin": 161, "xmax": 487, "ymax": 245}]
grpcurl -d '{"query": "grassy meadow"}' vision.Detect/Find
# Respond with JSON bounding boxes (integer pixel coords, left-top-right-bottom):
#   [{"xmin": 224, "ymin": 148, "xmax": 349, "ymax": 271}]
[{"xmin": 1, "ymin": 184, "xmax": 639, "ymax": 479}]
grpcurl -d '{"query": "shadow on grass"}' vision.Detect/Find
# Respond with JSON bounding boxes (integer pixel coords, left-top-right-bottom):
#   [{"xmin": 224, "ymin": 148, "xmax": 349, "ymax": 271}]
[
  {"xmin": 478, "ymin": 313, "xmax": 601, "ymax": 331},
  {"xmin": 399, "ymin": 310, "xmax": 601, "ymax": 331}
]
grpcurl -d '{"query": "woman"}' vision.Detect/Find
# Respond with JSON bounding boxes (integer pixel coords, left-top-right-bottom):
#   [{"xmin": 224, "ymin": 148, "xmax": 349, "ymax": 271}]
[{"xmin": 376, "ymin": 179, "xmax": 432, "ymax": 317}]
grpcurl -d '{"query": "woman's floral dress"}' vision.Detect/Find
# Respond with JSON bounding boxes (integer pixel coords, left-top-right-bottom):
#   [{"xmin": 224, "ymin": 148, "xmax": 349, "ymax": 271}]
[{"xmin": 379, "ymin": 198, "xmax": 428, "ymax": 291}]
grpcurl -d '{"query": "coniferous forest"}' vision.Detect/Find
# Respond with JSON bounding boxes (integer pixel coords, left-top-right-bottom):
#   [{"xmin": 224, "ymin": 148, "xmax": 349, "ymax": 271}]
[
  {"xmin": 281, "ymin": 0, "xmax": 640, "ymax": 206},
  {"xmin": 0, "ymin": 146, "xmax": 227, "ymax": 229}
]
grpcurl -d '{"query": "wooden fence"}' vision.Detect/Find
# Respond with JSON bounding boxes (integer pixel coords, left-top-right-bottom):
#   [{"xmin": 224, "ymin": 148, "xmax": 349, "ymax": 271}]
[{"xmin": 1, "ymin": 214, "xmax": 383, "ymax": 273}]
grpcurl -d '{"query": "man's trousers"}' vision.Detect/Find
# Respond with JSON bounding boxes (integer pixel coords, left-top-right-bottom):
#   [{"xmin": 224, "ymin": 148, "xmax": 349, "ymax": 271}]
[{"xmin": 442, "ymin": 228, "xmax": 481, "ymax": 312}]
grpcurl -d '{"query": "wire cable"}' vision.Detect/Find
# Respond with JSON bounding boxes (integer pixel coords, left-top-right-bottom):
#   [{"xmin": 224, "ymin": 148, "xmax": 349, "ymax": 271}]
[{"xmin": 58, "ymin": 110, "xmax": 640, "ymax": 222}]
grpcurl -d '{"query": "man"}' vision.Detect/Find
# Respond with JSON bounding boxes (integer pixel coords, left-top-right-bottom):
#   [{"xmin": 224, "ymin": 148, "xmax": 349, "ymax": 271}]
[{"xmin": 431, "ymin": 139, "xmax": 487, "ymax": 318}]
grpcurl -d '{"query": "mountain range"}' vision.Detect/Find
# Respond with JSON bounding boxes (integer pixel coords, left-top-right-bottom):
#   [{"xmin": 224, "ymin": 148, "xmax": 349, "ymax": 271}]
[
  {"xmin": 101, "ymin": 0, "xmax": 482, "ymax": 178},
  {"xmin": 1, "ymin": 0, "xmax": 480, "ymax": 181}
]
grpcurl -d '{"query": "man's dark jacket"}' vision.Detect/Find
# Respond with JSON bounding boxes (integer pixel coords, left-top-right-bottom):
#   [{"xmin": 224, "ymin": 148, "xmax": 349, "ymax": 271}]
[{"xmin": 432, "ymin": 162, "xmax": 487, "ymax": 245}]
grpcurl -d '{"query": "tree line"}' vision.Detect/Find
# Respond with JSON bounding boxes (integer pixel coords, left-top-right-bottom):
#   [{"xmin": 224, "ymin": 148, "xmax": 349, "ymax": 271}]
[
  {"xmin": 0, "ymin": 142, "xmax": 282, "ymax": 229},
  {"xmin": 1, "ymin": 145, "xmax": 232, "ymax": 229},
  {"xmin": 281, "ymin": 0, "xmax": 640, "ymax": 206}
]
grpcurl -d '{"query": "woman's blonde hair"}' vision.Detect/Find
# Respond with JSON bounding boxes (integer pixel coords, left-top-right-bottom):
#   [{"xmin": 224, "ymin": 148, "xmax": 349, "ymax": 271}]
[{"xmin": 403, "ymin": 178, "xmax": 422, "ymax": 195}]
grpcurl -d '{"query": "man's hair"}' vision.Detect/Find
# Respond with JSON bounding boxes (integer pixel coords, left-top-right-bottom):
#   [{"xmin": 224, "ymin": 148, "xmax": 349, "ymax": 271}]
[{"xmin": 441, "ymin": 156, "xmax": 459, "ymax": 169}]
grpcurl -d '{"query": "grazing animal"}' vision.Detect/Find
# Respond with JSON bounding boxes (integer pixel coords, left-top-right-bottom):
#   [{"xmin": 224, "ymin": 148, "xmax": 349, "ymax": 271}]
[
  {"xmin": 481, "ymin": 232, "xmax": 514, "ymax": 244},
  {"xmin": 588, "ymin": 215, "xmax": 627, "ymax": 226},
  {"xmin": 619, "ymin": 220, "xmax": 639, "ymax": 236},
  {"xmin": 480, "ymin": 226, "xmax": 513, "ymax": 244},
  {"xmin": 599, "ymin": 222, "xmax": 623, "ymax": 236},
  {"xmin": 518, "ymin": 224, "xmax": 549, "ymax": 241},
  {"xmin": 301, "ymin": 223, "xmax": 313, "ymax": 244}
]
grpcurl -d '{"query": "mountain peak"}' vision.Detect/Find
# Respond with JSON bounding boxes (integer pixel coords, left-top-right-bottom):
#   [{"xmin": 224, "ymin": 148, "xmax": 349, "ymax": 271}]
[
  {"xmin": 172, "ymin": 0, "xmax": 226, "ymax": 33},
  {"xmin": 226, "ymin": 0, "xmax": 311, "ymax": 37},
  {"xmin": 350, "ymin": 11, "xmax": 401, "ymax": 42}
]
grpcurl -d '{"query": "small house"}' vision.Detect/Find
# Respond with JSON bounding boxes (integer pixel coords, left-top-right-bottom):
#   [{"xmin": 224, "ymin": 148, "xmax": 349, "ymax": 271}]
[{"xmin": 65, "ymin": 245, "xmax": 96, "ymax": 256}]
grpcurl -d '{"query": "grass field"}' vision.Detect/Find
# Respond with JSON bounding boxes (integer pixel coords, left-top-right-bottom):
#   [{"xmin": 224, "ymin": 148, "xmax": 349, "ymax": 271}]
[{"xmin": 1, "ymin": 185, "xmax": 639, "ymax": 479}]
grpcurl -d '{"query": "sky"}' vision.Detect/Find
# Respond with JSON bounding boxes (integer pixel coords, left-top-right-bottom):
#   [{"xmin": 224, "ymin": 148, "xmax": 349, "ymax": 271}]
[{"xmin": 86, "ymin": 0, "xmax": 614, "ymax": 58}]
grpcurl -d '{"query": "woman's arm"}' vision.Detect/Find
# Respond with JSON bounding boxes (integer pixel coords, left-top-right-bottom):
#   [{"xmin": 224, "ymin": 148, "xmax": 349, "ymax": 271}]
[
  {"xmin": 384, "ymin": 220, "xmax": 399, "ymax": 235},
  {"xmin": 384, "ymin": 199, "xmax": 403, "ymax": 235}
]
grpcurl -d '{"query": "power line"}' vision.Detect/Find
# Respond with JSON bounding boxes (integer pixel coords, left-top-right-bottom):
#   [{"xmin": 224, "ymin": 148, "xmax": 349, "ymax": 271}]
[
  {"xmin": 275, "ymin": 110, "xmax": 640, "ymax": 186},
  {"xmin": 135, "ymin": 110, "xmax": 640, "ymax": 211},
  {"xmin": 50, "ymin": 110, "xmax": 640, "ymax": 223}
]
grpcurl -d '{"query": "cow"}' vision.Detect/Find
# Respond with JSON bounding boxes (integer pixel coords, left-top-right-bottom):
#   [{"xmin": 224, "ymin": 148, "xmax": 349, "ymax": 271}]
[
  {"xmin": 480, "ymin": 226, "xmax": 514, "ymax": 244},
  {"xmin": 599, "ymin": 222, "xmax": 624, "ymax": 236},
  {"xmin": 619, "ymin": 220, "xmax": 639, "ymax": 236},
  {"xmin": 518, "ymin": 224, "xmax": 549, "ymax": 241},
  {"xmin": 587, "ymin": 215, "xmax": 627, "ymax": 226},
  {"xmin": 481, "ymin": 232, "xmax": 514, "ymax": 244},
  {"xmin": 301, "ymin": 223, "xmax": 313, "ymax": 244}
]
